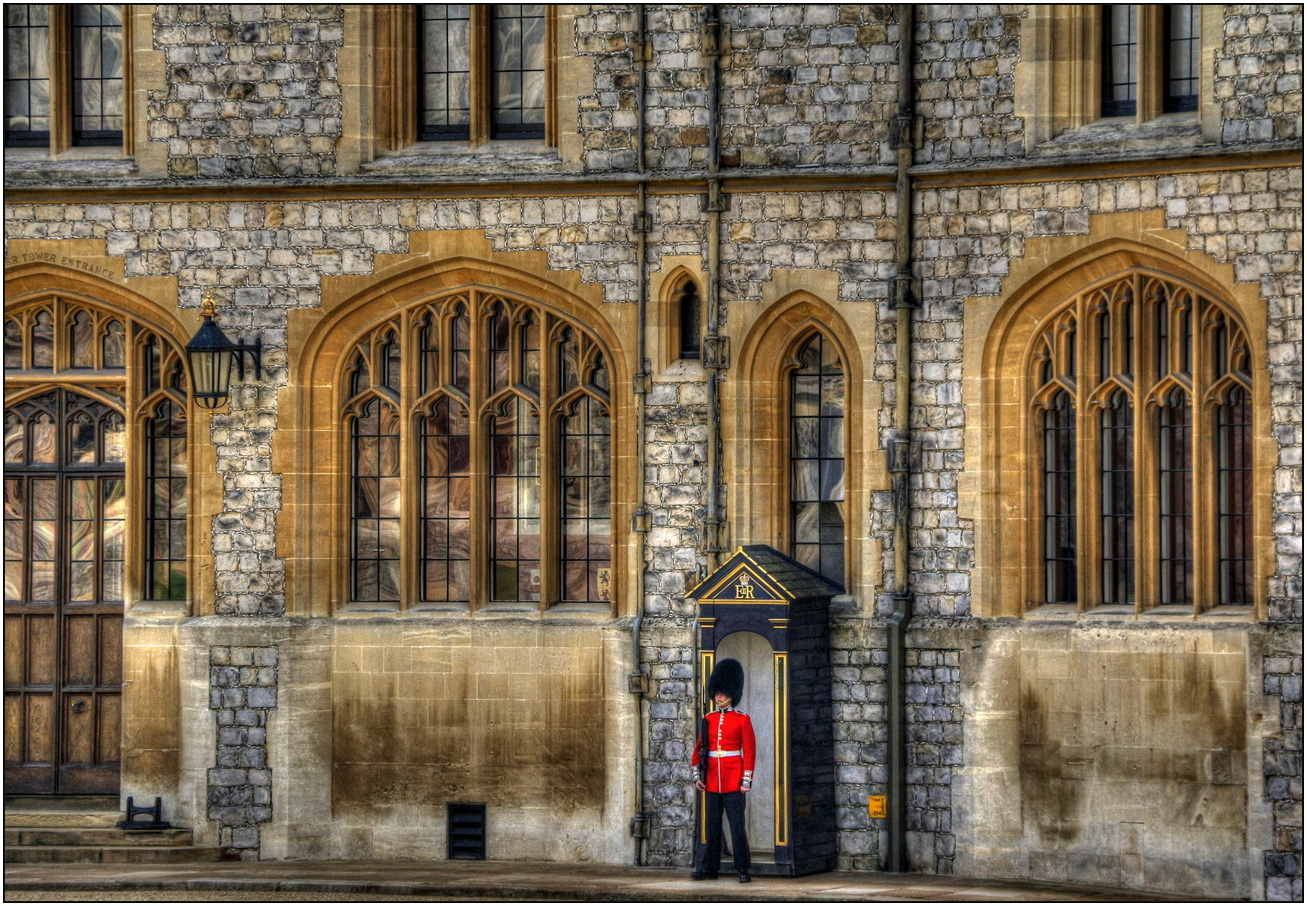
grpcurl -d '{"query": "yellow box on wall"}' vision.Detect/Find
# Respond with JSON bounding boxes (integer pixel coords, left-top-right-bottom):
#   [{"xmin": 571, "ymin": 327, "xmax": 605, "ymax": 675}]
[{"xmin": 868, "ymin": 796, "xmax": 887, "ymax": 819}]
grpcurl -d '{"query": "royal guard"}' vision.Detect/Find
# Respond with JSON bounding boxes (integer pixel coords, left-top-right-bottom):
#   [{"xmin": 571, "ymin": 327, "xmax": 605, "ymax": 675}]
[{"xmin": 691, "ymin": 658, "xmax": 756, "ymax": 883}]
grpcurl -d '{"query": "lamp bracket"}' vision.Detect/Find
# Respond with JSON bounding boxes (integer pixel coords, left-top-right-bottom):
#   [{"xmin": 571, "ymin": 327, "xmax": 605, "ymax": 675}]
[{"xmin": 232, "ymin": 335, "xmax": 263, "ymax": 381}]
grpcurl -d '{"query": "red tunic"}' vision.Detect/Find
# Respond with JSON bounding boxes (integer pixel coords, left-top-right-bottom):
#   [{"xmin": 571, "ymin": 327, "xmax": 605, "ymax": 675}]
[{"xmin": 692, "ymin": 707, "xmax": 756, "ymax": 793}]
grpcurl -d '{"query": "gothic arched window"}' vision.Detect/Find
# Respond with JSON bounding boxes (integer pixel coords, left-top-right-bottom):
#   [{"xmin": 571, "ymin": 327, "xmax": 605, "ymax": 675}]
[
  {"xmin": 788, "ymin": 332, "xmax": 845, "ymax": 586},
  {"xmin": 4, "ymin": 299, "xmax": 189, "ymax": 605},
  {"xmin": 343, "ymin": 289, "xmax": 612, "ymax": 609},
  {"xmin": 1028, "ymin": 272, "xmax": 1253, "ymax": 612}
]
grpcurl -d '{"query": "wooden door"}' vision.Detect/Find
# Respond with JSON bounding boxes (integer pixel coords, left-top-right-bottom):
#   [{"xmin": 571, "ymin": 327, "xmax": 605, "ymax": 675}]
[{"xmin": 4, "ymin": 389, "xmax": 125, "ymax": 795}]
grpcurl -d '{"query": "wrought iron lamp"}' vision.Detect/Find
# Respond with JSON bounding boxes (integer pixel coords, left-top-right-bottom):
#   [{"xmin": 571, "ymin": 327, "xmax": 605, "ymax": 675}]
[{"xmin": 184, "ymin": 292, "xmax": 262, "ymax": 409}]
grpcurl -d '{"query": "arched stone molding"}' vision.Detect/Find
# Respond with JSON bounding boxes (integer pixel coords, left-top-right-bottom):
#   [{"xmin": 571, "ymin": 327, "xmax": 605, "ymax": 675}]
[
  {"xmin": 965, "ymin": 214, "xmax": 1271, "ymax": 620},
  {"xmin": 730, "ymin": 289, "xmax": 879, "ymax": 605},
  {"xmin": 3, "ymin": 258, "xmax": 208, "ymax": 825},
  {"xmin": 283, "ymin": 250, "xmax": 634, "ymax": 618},
  {"xmin": 4, "ymin": 257, "xmax": 220, "ymax": 615},
  {"xmin": 654, "ymin": 264, "xmax": 704, "ymax": 374}
]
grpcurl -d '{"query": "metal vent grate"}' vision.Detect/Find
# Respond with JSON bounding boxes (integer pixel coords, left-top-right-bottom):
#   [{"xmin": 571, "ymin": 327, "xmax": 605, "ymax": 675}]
[{"xmin": 447, "ymin": 802, "xmax": 487, "ymax": 860}]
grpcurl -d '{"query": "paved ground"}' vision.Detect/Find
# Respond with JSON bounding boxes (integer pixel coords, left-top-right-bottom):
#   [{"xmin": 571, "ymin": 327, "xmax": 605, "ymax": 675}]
[{"xmin": 4, "ymin": 858, "xmax": 1208, "ymax": 902}]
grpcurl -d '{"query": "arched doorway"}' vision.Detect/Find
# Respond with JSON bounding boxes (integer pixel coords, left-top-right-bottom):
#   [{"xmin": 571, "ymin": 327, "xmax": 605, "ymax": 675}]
[
  {"xmin": 5, "ymin": 389, "xmax": 126, "ymax": 794},
  {"xmin": 4, "ymin": 293, "xmax": 191, "ymax": 795}
]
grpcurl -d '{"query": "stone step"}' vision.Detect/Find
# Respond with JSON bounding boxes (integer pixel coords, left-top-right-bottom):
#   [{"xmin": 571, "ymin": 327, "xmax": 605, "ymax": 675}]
[
  {"xmin": 4, "ymin": 796, "xmax": 121, "ymax": 828},
  {"xmin": 3, "ymin": 844, "xmax": 230, "ymax": 864},
  {"xmin": 5, "ymin": 827, "xmax": 196, "ymax": 847},
  {"xmin": 3, "ymin": 810, "xmax": 121, "ymax": 828}
]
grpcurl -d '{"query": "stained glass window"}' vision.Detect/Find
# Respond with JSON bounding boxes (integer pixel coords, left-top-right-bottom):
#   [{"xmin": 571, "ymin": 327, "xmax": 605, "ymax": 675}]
[
  {"xmin": 1216, "ymin": 387, "xmax": 1252, "ymax": 606},
  {"xmin": 490, "ymin": 395, "xmax": 540, "ymax": 602},
  {"xmin": 490, "ymin": 4, "xmax": 545, "ymax": 139},
  {"xmin": 1099, "ymin": 390, "xmax": 1134, "ymax": 605},
  {"xmin": 1042, "ymin": 390, "xmax": 1077, "ymax": 603},
  {"xmin": 4, "ymin": 391, "xmax": 128, "ymax": 605},
  {"xmin": 420, "ymin": 397, "xmax": 471, "ymax": 603},
  {"xmin": 71, "ymin": 4, "xmax": 123, "ymax": 144},
  {"xmin": 144, "ymin": 400, "xmax": 187, "ymax": 600},
  {"xmin": 4, "ymin": 5, "xmax": 50, "ymax": 145},
  {"xmin": 1157, "ymin": 388, "xmax": 1193, "ymax": 605},
  {"xmin": 677, "ymin": 280, "xmax": 701, "ymax": 361},
  {"xmin": 3, "ymin": 301, "xmax": 187, "ymax": 604},
  {"xmin": 350, "ymin": 395, "xmax": 402, "ymax": 603},
  {"xmin": 416, "ymin": 5, "xmax": 546, "ymax": 143},
  {"xmin": 1164, "ymin": 5, "xmax": 1199, "ymax": 113},
  {"xmin": 418, "ymin": 4, "xmax": 471, "ymax": 141},
  {"xmin": 560, "ymin": 393, "xmax": 610, "ymax": 603}
]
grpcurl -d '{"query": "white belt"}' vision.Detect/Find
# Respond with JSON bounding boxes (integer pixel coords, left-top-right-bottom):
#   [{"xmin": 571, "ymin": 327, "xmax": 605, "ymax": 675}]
[{"xmin": 709, "ymin": 749, "xmax": 743, "ymax": 757}]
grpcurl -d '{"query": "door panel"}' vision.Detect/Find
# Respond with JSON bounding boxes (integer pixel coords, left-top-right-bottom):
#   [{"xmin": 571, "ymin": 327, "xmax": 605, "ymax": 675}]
[
  {"xmin": 3, "ymin": 390, "xmax": 124, "ymax": 795},
  {"xmin": 100, "ymin": 615, "xmax": 123, "ymax": 683},
  {"xmin": 65, "ymin": 614, "xmax": 99, "ymax": 684},
  {"xmin": 4, "ymin": 694, "xmax": 23, "ymax": 761}
]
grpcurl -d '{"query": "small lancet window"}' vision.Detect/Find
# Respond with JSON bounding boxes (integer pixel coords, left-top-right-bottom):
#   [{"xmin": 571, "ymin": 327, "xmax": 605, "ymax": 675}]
[{"xmin": 676, "ymin": 280, "xmax": 702, "ymax": 361}]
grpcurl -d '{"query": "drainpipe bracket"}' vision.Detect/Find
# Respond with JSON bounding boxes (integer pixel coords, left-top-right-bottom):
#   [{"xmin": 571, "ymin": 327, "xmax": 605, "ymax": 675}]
[
  {"xmin": 701, "ymin": 18, "xmax": 726, "ymax": 57},
  {"xmin": 702, "ymin": 181, "xmax": 730, "ymax": 213},
  {"xmin": 632, "ymin": 371, "xmax": 652, "ymax": 395},
  {"xmin": 627, "ymin": 671, "xmax": 649, "ymax": 696},
  {"xmin": 702, "ymin": 335, "xmax": 730, "ymax": 370},
  {"xmin": 887, "ymin": 436, "xmax": 916, "ymax": 474},
  {"xmin": 894, "ymin": 114, "xmax": 923, "ymax": 150},
  {"xmin": 631, "ymin": 509, "xmax": 652, "ymax": 533},
  {"xmin": 893, "ymin": 274, "xmax": 918, "ymax": 309},
  {"xmin": 703, "ymin": 518, "xmax": 730, "ymax": 553}
]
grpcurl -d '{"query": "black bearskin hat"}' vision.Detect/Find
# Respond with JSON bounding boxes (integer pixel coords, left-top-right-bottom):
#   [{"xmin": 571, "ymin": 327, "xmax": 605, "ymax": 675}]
[{"xmin": 707, "ymin": 658, "xmax": 745, "ymax": 706}]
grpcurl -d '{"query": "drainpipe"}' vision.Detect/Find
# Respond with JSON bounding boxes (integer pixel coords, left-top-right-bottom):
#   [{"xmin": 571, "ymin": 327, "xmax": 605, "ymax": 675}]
[
  {"xmin": 886, "ymin": 3, "xmax": 918, "ymax": 876},
  {"xmin": 702, "ymin": 4, "xmax": 727, "ymax": 571},
  {"xmin": 628, "ymin": 3, "xmax": 652, "ymax": 868}
]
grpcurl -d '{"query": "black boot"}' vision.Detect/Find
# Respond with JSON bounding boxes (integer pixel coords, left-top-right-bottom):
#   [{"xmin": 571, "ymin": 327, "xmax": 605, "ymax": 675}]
[{"xmin": 738, "ymin": 871, "xmax": 751, "ymax": 883}]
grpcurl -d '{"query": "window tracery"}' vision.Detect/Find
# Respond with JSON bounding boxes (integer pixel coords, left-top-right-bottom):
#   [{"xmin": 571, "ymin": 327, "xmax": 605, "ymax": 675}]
[
  {"xmin": 788, "ymin": 332, "xmax": 845, "ymax": 586},
  {"xmin": 3, "ymin": 297, "xmax": 188, "ymax": 604},
  {"xmin": 1027, "ymin": 272, "xmax": 1253, "ymax": 612},
  {"xmin": 342, "ymin": 288, "xmax": 612, "ymax": 609}
]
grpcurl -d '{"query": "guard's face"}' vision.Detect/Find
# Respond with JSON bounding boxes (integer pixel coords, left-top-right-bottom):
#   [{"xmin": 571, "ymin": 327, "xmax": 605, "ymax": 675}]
[{"xmin": 714, "ymin": 692, "xmax": 732, "ymax": 709}]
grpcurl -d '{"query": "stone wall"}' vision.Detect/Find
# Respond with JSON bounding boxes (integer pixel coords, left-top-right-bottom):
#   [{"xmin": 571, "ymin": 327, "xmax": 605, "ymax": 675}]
[
  {"xmin": 905, "ymin": 647, "xmax": 961, "ymax": 874},
  {"xmin": 1217, "ymin": 4, "xmax": 1304, "ymax": 145},
  {"xmin": 721, "ymin": 4, "xmax": 899, "ymax": 169},
  {"xmin": 148, "ymin": 4, "xmax": 344, "ymax": 178},
  {"xmin": 1264, "ymin": 650, "xmax": 1305, "ymax": 901},
  {"xmin": 638, "ymin": 616, "xmax": 699, "ymax": 867},
  {"xmin": 207, "ymin": 645, "xmax": 278, "ymax": 859},
  {"xmin": 574, "ymin": 6, "xmax": 641, "ymax": 172},
  {"xmin": 829, "ymin": 619, "xmax": 886, "ymax": 869},
  {"xmin": 914, "ymin": 5, "xmax": 1023, "ymax": 164}
]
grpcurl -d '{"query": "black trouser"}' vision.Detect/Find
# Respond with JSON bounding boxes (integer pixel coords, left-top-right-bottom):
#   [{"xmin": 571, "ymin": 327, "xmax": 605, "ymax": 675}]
[{"xmin": 700, "ymin": 790, "xmax": 749, "ymax": 875}]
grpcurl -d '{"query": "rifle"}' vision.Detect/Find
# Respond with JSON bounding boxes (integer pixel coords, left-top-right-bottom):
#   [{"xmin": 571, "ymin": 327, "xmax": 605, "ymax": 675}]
[{"xmin": 698, "ymin": 715, "xmax": 709, "ymax": 782}]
